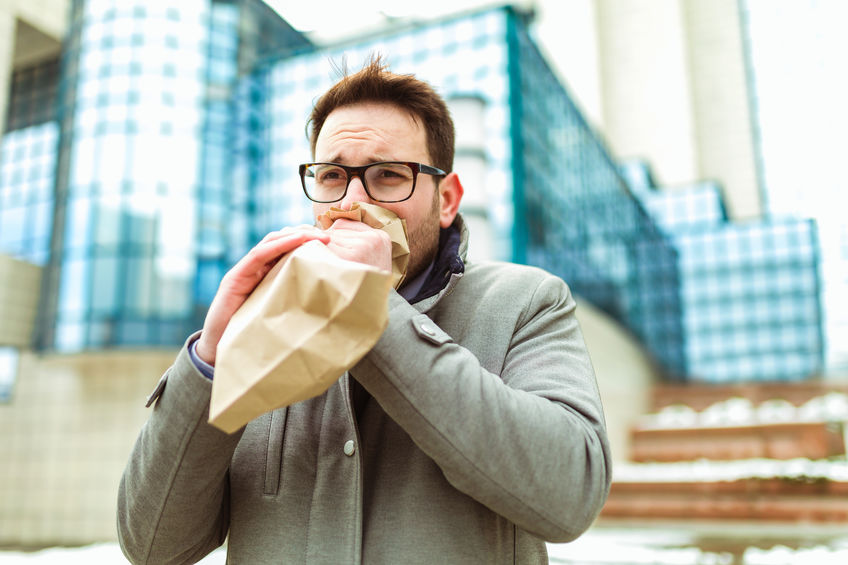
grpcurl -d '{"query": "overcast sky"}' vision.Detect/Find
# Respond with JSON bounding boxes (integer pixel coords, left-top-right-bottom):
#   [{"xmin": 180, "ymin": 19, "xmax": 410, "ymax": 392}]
[{"xmin": 266, "ymin": 0, "xmax": 508, "ymax": 42}]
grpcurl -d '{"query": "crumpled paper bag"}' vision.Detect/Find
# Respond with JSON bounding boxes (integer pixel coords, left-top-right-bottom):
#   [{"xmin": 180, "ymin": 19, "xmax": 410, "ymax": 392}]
[
  {"xmin": 316, "ymin": 202, "xmax": 409, "ymax": 288},
  {"xmin": 208, "ymin": 203, "xmax": 409, "ymax": 433}
]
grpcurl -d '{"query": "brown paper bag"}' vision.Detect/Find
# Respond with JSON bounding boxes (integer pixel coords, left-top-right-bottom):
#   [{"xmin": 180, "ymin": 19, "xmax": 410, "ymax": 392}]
[
  {"xmin": 208, "ymin": 204, "xmax": 408, "ymax": 433},
  {"xmin": 316, "ymin": 202, "xmax": 409, "ymax": 288}
]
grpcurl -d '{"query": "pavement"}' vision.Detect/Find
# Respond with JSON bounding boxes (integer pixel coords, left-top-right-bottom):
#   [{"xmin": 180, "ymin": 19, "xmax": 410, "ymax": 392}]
[{"xmin": 4, "ymin": 528, "xmax": 848, "ymax": 564}]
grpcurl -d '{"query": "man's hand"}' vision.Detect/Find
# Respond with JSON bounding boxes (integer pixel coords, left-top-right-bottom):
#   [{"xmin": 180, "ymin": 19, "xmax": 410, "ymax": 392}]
[
  {"xmin": 195, "ymin": 226, "xmax": 330, "ymax": 365},
  {"xmin": 324, "ymin": 218, "xmax": 392, "ymax": 273}
]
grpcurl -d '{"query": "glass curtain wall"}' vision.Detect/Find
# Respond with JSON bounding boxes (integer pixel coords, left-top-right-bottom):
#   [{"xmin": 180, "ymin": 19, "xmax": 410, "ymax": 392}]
[
  {"xmin": 0, "ymin": 59, "xmax": 60, "ymax": 266},
  {"xmin": 197, "ymin": 0, "xmax": 311, "ymax": 309},
  {"xmin": 39, "ymin": 0, "xmax": 210, "ymax": 351},
  {"xmin": 30, "ymin": 0, "xmax": 310, "ymax": 351},
  {"xmin": 509, "ymin": 15, "xmax": 687, "ymax": 378},
  {"xmin": 626, "ymin": 160, "xmax": 824, "ymax": 382}
]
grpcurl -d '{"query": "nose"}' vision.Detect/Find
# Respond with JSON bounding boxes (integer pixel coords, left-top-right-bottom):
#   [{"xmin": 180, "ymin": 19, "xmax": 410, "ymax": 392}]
[{"xmin": 338, "ymin": 175, "xmax": 371, "ymax": 210}]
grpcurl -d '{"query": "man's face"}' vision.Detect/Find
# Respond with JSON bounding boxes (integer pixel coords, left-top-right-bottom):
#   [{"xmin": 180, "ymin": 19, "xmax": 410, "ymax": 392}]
[{"xmin": 312, "ymin": 102, "xmax": 449, "ymax": 280}]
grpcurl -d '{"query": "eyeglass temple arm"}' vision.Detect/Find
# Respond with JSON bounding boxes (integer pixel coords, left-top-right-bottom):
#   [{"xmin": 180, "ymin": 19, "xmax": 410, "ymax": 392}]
[{"xmin": 419, "ymin": 163, "xmax": 446, "ymax": 176}]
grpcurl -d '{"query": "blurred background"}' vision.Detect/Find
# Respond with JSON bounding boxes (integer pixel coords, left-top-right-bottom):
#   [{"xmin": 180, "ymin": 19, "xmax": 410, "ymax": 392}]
[{"xmin": 1, "ymin": 0, "xmax": 847, "ymax": 563}]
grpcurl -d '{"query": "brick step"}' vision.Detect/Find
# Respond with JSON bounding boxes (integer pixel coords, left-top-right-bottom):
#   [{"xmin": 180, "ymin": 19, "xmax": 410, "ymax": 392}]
[
  {"xmin": 602, "ymin": 479, "xmax": 848, "ymax": 521},
  {"xmin": 651, "ymin": 382, "xmax": 848, "ymax": 412},
  {"xmin": 630, "ymin": 421, "xmax": 845, "ymax": 462}
]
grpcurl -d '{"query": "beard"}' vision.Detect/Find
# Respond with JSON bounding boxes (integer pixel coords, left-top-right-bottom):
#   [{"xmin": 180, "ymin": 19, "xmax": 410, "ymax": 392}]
[{"xmin": 404, "ymin": 190, "xmax": 442, "ymax": 281}]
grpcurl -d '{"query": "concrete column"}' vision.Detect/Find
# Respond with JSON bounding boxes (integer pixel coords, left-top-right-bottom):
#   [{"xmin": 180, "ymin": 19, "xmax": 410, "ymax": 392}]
[
  {"xmin": 683, "ymin": 0, "xmax": 762, "ymax": 219},
  {"xmin": 596, "ymin": 0, "xmax": 699, "ymax": 187},
  {"xmin": 448, "ymin": 95, "xmax": 492, "ymax": 261}
]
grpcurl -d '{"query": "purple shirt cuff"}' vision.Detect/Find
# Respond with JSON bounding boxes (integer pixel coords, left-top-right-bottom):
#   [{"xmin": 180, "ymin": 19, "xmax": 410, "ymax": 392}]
[{"xmin": 189, "ymin": 338, "xmax": 215, "ymax": 380}]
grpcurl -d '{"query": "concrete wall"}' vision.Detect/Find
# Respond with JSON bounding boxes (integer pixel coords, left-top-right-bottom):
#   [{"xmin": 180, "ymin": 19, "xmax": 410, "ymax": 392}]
[
  {"xmin": 0, "ymin": 349, "xmax": 176, "ymax": 547},
  {"xmin": 0, "ymin": 255, "xmax": 42, "ymax": 348},
  {"xmin": 3, "ymin": 0, "xmax": 67, "ymax": 41},
  {"xmin": 574, "ymin": 297, "xmax": 660, "ymax": 465}
]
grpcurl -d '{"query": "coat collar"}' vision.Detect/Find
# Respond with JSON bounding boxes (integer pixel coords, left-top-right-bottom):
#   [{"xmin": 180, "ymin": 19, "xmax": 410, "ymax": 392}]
[{"xmin": 408, "ymin": 213, "xmax": 468, "ymax": 310}]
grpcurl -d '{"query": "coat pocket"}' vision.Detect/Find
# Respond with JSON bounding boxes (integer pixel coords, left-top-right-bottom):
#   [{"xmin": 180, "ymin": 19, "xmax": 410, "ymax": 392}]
[{"xmin": 263, "ymin": 406, "xmax": 288, "ymax": 496}]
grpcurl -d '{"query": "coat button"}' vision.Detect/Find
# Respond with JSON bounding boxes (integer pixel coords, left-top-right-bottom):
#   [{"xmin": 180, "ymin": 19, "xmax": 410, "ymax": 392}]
[
  {"xmin": 420, "ymin": 323, "xmax": 436, "ymax": 336},
  {"xmin": 344, "ymin": 440, "xmax": 356, "ymax": 456}
]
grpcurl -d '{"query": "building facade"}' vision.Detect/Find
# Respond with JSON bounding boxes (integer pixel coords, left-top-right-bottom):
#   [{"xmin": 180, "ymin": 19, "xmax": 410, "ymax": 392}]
[
  {"xmin": 0, "ymin": 0, "xmax": 830, "ymax": 547},
  {"xmin": 0, "ymin": 0, "xmax": 829, "ymax": 391},
  {"xmin": 534, "ymin": 0, "xmax": 844, "ymax": 375},
  {"xmin": 623, "ymin": 160, "xmax": 823, "ymax": 382}
]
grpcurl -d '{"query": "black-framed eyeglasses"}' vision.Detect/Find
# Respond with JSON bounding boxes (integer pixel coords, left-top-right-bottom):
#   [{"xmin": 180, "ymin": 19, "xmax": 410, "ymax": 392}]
[{"xmin": 299, "ymin": 161, "xmax": 447, "ymax": 203}]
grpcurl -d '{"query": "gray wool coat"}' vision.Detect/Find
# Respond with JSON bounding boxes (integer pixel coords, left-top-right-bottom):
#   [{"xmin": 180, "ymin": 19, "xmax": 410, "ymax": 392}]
[{"xmin": 117, "ymin": 220, "xmax": 611, "ymax": 564}]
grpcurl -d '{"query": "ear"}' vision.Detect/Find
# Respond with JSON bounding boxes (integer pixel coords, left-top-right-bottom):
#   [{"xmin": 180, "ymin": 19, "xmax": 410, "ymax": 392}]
[{"xmin": 438, "ymin": 172, "xmax": 464, "ymax": 228}]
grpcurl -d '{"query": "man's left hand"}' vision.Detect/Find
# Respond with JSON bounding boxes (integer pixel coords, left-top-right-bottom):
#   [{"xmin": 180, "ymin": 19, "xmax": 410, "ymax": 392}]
[{"xmin": 324, "ymin": 218, "xmax": 392, "ymax": 273}]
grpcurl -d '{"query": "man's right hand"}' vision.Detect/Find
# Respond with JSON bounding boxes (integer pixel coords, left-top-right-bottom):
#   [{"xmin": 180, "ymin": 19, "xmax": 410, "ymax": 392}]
[{"xmin": 194, "ymin": 226, "xmax": 330, "ymax": 366}]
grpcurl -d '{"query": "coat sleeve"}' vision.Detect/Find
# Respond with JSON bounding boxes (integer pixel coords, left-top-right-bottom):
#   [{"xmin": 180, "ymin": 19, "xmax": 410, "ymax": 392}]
[
  {"xmin": 351, "ymin": 267, "xmax": 612, "ymax": 542},
  {"xmin": 116, "ymin": 333, "xmax": 244, "ymax": 565}
]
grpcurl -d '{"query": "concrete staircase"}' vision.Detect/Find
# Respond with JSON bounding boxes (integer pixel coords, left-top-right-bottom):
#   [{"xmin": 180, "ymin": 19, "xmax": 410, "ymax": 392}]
[{"xmin": 601, "ymin": 382, "xmax": 848, "ymax": 523}]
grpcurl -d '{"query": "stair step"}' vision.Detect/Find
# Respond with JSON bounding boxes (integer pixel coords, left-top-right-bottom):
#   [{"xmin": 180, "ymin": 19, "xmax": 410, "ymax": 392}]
[
  {"xmin": 630, "ymin": 421, "xmax": 845, "ymax": 461},
  {"xmin": 603, "ymin": 479, "xmax": 848, "ymax": 521},
  {"xmin": 651, "ymin": 382, "xmax": 848, "ymax": 412}
]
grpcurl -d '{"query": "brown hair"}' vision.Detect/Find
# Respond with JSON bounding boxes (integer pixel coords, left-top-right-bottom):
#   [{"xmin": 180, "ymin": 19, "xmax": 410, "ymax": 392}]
[{"xmin": 307, "ymin": 55, "xmax": 455, "ymax": 173}]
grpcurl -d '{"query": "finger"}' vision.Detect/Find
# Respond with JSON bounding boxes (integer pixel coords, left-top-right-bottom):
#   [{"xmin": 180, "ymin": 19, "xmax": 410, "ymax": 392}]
[
  {"xmin": 259, "ymin": 228, "xmax": 329, "ymax": 255},
  {"xmin": 259, "ymin": 224, "xmax": 326, "ymax": 243},
  {"xmin": 326, "ymin": 234, "xmax": 371, "ymax": 253},
  {"xmin": 325, "ymin": 218, "xmax": 373, "ymax": 232},
  {"xmin": 328, "ymin": 226, "xmax": 390, "ymax": 245},
  {"xmin": 233, "ymin": 230, "xmax": 329, "ymax": 278}
]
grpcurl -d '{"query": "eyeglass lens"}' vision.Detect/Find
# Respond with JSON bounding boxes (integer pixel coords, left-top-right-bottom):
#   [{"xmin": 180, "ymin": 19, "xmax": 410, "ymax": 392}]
[{"xmin": 303, "ymin": 163, "xmax": 415, "ymax": 203}]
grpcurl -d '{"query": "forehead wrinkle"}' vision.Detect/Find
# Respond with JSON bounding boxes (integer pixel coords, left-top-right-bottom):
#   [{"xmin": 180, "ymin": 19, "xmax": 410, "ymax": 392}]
[
  {"xmin": 321, "ymin": 128, "xmax": 395, "ymax": 164},
  {"xmin": 316, "ymin": 103, "xmax": 426, "ymax": 164}
]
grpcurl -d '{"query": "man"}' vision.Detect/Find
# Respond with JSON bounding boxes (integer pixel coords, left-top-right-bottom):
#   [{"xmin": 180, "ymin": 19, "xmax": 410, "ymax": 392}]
[{"xmin": 118, "ymin": 57, "xmax": 611, "ymax": 564}]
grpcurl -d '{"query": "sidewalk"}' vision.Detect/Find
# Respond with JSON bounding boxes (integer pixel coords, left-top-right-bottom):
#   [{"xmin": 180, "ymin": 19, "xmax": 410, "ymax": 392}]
[
  {"xmin": 547, "ymin": 525, "xmax": 848, "ymax": 565},
  {"xmin": 4, "ymin": 531, "xmax": 848, "ymax": 564},
  {"xmin": 0, "ymin": 544, "xmax": 225, "ymax": 564}
]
